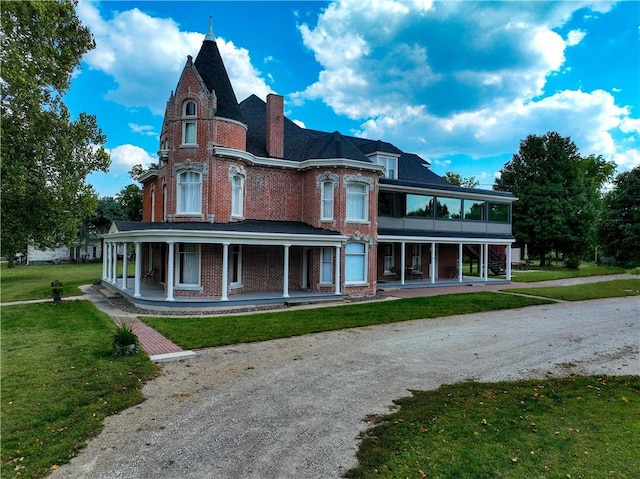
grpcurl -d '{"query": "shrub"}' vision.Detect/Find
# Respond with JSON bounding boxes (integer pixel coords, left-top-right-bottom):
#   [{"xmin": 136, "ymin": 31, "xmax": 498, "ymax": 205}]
[
  {"xmin": 112, "ymin": 320, "xmax": 140, "ymax": 356},
  {"xmin": 564, "ymin": 256, "xmax": 581, "ymax": 269}
]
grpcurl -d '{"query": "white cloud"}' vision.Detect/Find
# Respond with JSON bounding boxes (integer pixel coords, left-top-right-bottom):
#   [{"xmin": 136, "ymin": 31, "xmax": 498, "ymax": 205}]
[
  {"xmin": 76, "ymin": 0, "xmax": 271, "ymax": 115},
  {"xmin": 108, "ymin": 144, "xmax": 156, "ymax": 173},
  {"xmin": 129, "ymin": 123, "xmax": 157, "ymax": 136},
  {"xmin": 566, "ymin": 29, "xmax": 587, "ymax": 46}
]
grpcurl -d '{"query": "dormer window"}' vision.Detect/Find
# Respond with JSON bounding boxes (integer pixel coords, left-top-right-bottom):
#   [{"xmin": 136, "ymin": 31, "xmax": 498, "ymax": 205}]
[
  {"xmin": 376, "ymin": 155, "xmax": 398, "ymax": 180},
  {"xmin": 182, "ymin": 100, "xmax": 197, "ymax": 146}
]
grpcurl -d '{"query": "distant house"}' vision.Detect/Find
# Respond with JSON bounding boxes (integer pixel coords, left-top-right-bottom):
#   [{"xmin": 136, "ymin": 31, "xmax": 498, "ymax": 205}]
[
  {"xmin": 27, "ymin": 240, "xmax": 102, "ymax": 264},
  {"xmin": 102, "ymin": 21, "xmax": 516, "ymax": 310}
]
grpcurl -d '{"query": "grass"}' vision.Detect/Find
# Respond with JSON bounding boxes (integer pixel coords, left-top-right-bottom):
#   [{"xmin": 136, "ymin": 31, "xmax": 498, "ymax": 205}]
[
  {"xmin": 141, "ymin": 293, "xmax": 553, "ymax": 349},
  {"xmin": 0, "ymin": 263, "xmax": 103, "ymax": 302},
  {"xmin": 504, "ymin": 278, "xmax": 640, "ymax": 301},
  {"xmin": 511, "ymin": 262, "xmax": 629, "ymax": 283},
  {"xmin": 1, "ymin": 301, "xmax": 157, "ymax": 479},
  {"xmin": 345, "ymin": 375, "xmax": 640, "ymax": 479}
]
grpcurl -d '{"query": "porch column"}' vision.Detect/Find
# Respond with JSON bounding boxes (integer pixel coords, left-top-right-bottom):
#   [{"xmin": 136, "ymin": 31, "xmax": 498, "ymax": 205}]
[
  {"xmin": 483, "ymin": 244, "xmax": 489, "ymax": 281},
  {"xmin": 134, "ymin": 242, "xmax": 142, "ymax": 298},
  {"xmin": 430, "ymin": 242, "xmax": 436, "ymax": 284},
  {"xmin": 102, "ymin": 241, "xmax": 108, "ymax": 280},
  {"xmin": 282, "ymin": 244, "xmax": 290, "ymax": 298},
  {"xmin": 479, "ymin": 243, "xmax": 485, "ymax": 280},
  {"xmin": 105, "ymin": 243, "xmax": 110, "ymax": 282},
  {"xmin": 166, "ymin": 241, "xmax": 175, "ymax": 301},
  {"xmin": 506, "ymin": 244, "xmax": 512, "ymax": 281},
  {"xmin": 458, "ymin": 243, "xmax": 463, "ymax": 282},
  {"xmin": 121, "ymin": 242, "xmax": 128, "ymax": 291},
  {"xmin": 111, "ymin": 243, "xmax": 118, "ymax": 284},
  {"xmin": 221, "ymin": 243, "xmax": 229, "ymax": 301},
  {"xmin": 334, "ymin": 245, "xmax": 341, "ymax": 295},
  {"xmin": 400, "ymin": 241, "xmax": 406, "ymax": 285}
]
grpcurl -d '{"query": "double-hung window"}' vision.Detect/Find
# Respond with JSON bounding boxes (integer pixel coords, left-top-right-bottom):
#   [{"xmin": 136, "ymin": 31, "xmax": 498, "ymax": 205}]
[
  {"xmin": 231, "ymin": 175, "xmax": 244, "ymax": 218},
  {"xmin": 383, "ymin": 244, "xmax": 395, "ymax": 274},
  {"xmin": 230, "ymin": 245, "xmax": 242, "ymax": 286},
  {"xmin": 345, "ymin": 242, "xmax": 367, "ymax": 284},
  {"xmin": 321, "ymin": 181, "xmax": 334, "ymax": 221},
  {"xmin": 177, "ymin": 171, "xmax": 202, "ymax": 214},
  {"xmin": 320, "ymin": 247, "xmax": 333, "ymax": 283},
  {"xmin": 346, "ymin": 183, "xmax": 368, "ymax": 222},
  {"xmin": 177, "ymin": 243, "xmax": 200, "ymax": 287},
  {"xmin": 182, "ymin": 100, "xmax": 197, "ymax": 145}
]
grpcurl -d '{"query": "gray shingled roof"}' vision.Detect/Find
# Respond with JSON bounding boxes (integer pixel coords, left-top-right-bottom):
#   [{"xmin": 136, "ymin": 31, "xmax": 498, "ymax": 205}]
[
  {"xmin": 113, "ymin": 220, "xmax": 342, "ymax": 236},
  {"xmin": 194, "ymin": 38, "xmax": 245, "ymax": 124}
]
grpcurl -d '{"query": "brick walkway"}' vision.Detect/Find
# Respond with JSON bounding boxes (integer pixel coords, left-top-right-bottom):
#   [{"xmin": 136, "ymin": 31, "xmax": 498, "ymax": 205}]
[{"xmin": 114, "ymin": 316, "xmax": 184, "ymax": 356}]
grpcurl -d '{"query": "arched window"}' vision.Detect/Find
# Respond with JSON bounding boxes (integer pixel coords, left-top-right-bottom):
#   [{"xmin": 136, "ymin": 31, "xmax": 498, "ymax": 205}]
[
  {"xmin": 321, "ymin": 181, "xmax": 334, "ymax": 221},
  {"xmin": 177, "ymin": 170, "xmax": 202, "ymax": 214},
  {"xmin": 150, "ymin": 184, "xmax": 156, "ymax": 222},
  {"xmin": 231, "ymin": 174, "xmax": 244, "ymax": 218},
  {"xmin": 182, "ymin": 100, "xmax": 197, "ymax": 145}
]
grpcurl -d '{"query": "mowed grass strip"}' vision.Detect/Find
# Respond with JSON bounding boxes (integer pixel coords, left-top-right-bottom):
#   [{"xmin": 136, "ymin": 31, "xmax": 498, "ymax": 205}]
[
  {"xmin": 0, "ymin": 263, "xmax": 104, "ymax": 302},
  {"xmin": 1, "ymin": 301, "xmax": 157, "ymax": 479},
  {"xmin": 345, "ymin": 375, "xmax": 640, "ymax": 479},
  {"xmin": 504, "ymin": 279, "xmax": 640, "ymax": 301},
  {"xmin": 510, "ymin": 262, "xmax": 628, "ymax": 283},
  {"xmin": 141, "ymin": 293, "xmax": 552, "ymax": 349}
]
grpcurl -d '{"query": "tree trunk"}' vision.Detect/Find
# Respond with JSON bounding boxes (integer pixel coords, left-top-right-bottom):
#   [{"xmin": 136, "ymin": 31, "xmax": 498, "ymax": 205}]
[{"xmin": 7, "ymin": 255, "xmax": 15, "ymax": 268}]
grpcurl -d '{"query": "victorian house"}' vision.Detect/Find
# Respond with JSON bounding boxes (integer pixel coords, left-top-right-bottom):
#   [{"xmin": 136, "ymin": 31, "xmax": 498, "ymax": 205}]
[{"xmin": 102, "ymin": 22, "xmax": 516, "ymax": 310}]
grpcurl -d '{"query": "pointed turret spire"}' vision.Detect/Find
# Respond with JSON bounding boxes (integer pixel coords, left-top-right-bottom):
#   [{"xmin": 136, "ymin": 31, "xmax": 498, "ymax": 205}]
[{"xmin": 204, "ymin": 16, "xmax": 215, "ymax": 41}]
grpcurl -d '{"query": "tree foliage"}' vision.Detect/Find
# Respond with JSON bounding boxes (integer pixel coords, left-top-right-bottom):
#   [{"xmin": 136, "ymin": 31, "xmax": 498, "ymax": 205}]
[
  {"xmin": 1, "ymin": 0, "xmax": 110, "ymax": 266},
  {"xmin": 597, "ymin": 166, "xmax": 640, "ymax": 263},
  {"xmin": 494, "ymin": 132, "xmax": 615, "ymax": 266},
  {"xmin": 116, "ymin": 184, "xmax": 143, "ymax": 221},
  {"xmin": 443, "ymin": 171, "xmax": 479, "ymax": 188}
]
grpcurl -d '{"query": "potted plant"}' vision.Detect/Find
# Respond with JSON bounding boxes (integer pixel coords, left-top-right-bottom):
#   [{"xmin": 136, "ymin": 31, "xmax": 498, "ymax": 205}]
[{"xmin": 112, "ymin": 320, "xmax": 140, "ymax": 356}]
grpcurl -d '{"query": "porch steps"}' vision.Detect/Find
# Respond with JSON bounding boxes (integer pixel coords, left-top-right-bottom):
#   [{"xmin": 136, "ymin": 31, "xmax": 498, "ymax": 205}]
[{"xmin": 98, "ymin": 287, "xmax": 121, "ymax": 299}]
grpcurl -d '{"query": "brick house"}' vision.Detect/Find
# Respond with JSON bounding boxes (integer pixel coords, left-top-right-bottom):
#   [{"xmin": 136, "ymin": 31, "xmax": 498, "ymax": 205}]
[{"xmin": 102, "ymin": 23, "xmax": 516, "ymax": 310}]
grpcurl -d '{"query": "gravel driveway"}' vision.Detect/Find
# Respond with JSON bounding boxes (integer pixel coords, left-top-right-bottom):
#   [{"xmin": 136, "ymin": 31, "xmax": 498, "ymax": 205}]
[{"xmin": 50, "ymin": 296, "xmax": 639, "ymax": 479}]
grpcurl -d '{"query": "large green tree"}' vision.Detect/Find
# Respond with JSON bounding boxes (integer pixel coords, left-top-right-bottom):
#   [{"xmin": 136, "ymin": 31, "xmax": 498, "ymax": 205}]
[
  {"xmin": 116, "ymin": 184, "xmax": 143, "ymax": 222},
  {"xmin": 597, "ymin": 166, "xmax": 640, "ymax": 263},
  {"xmin": 1, "ymin": 0, "xmax": 110, "ymax": 267},
  {"xmin": 494, "ymin": 132, "xmax": 614, "ymax": 266}
]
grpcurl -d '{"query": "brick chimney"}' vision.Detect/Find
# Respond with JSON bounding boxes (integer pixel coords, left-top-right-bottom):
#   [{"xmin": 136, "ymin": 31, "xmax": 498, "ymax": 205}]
[{"xmin": 266, "ymin": 93, "xmax": 284, "ymax": 159}]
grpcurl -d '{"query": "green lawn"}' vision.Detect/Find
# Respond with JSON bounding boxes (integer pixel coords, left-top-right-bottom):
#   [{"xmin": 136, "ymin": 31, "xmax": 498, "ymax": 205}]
[
  {"xmin": 510, "ymin": 262, "xmax": 629, "ymax": 283},
  {"xmin": 142, "ymin": 293, "xmax": 553, "ymax": 349},
  {"xmin": 504, "ymin": 278, "xmax": 640, "ymax": 301},
  {"xmin": 1, "ymin": 301, "xmax": 157, "ymax": 479},
  {"xmin": 0, "ymin": 263, "xmax": 103, "ymax": 302},
  {"xmin": 345, "ymin": 375, "xmax": 640, "ymax": 479}
]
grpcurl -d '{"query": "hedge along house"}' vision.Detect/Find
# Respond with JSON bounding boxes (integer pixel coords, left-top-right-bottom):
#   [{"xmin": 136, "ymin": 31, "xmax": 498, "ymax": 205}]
[{"xmin": 102, "ymin": 21, "xmax": 516, "ymax": 310}]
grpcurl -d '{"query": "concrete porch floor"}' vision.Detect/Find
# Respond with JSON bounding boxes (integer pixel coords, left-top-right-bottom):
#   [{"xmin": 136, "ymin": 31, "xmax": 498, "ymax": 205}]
[{"xmin": 102, "ymin": 278, "xmax": 345, "ymax": 312}]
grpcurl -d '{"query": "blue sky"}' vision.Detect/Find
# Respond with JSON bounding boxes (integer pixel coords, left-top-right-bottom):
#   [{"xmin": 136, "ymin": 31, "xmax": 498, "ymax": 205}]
[{"xmin": 66, "ymin": 0, "xmax": 640, "ymax": 197}]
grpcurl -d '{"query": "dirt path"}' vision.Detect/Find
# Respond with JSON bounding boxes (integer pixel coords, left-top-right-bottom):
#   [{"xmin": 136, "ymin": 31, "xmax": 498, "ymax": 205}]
[{"xmin": 49, "ymin": 296, "xmax": 639, "ymax": 479}]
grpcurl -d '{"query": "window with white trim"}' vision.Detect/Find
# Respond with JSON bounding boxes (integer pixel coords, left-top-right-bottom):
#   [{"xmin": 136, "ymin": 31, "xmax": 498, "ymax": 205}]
[
  {"xmin": 177, "ymin": 170, "xmax": 202, "ymax": 214},
  {"xmin": 231, "ymin": 175, "xmax": 244, "ymax": 218},
  {"xmin": 377, "ymin": 155, "xmax": 398, "ymax": 180},
  {"xmin": 230, "ymin": 245, "xmax": 242, "ymax": 286},
  {"xmin": 346, "ymin": 183, "xmax": 368, "ymax": 222},
  {"xmin": 383, "ymin": 243, "xmax": 395, "ymax": 274},
  {"xmin": 150, "ymin": 185, "xmax": 156, "ymax": 222},
  {"xmin": 177, "ymin": 243, "xmax": 200, "ymax": 286},
  {"xmin": 162, "ymin": 184, "xmax": 167, "ymax": 221},
  {"xmin": 320, "ymin": 247, "xmax": 333, "ymax": 283},
  {"xmin": 182, "ymin": 100, "xmax": 197, "ymax": 145},
  {"xmin": 321, "ymin": 181, "xmax": 334, "ymax": 221},
  {"xmin": 345, "ymin": 242, "xmax": 367, "ymax": 284}
]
